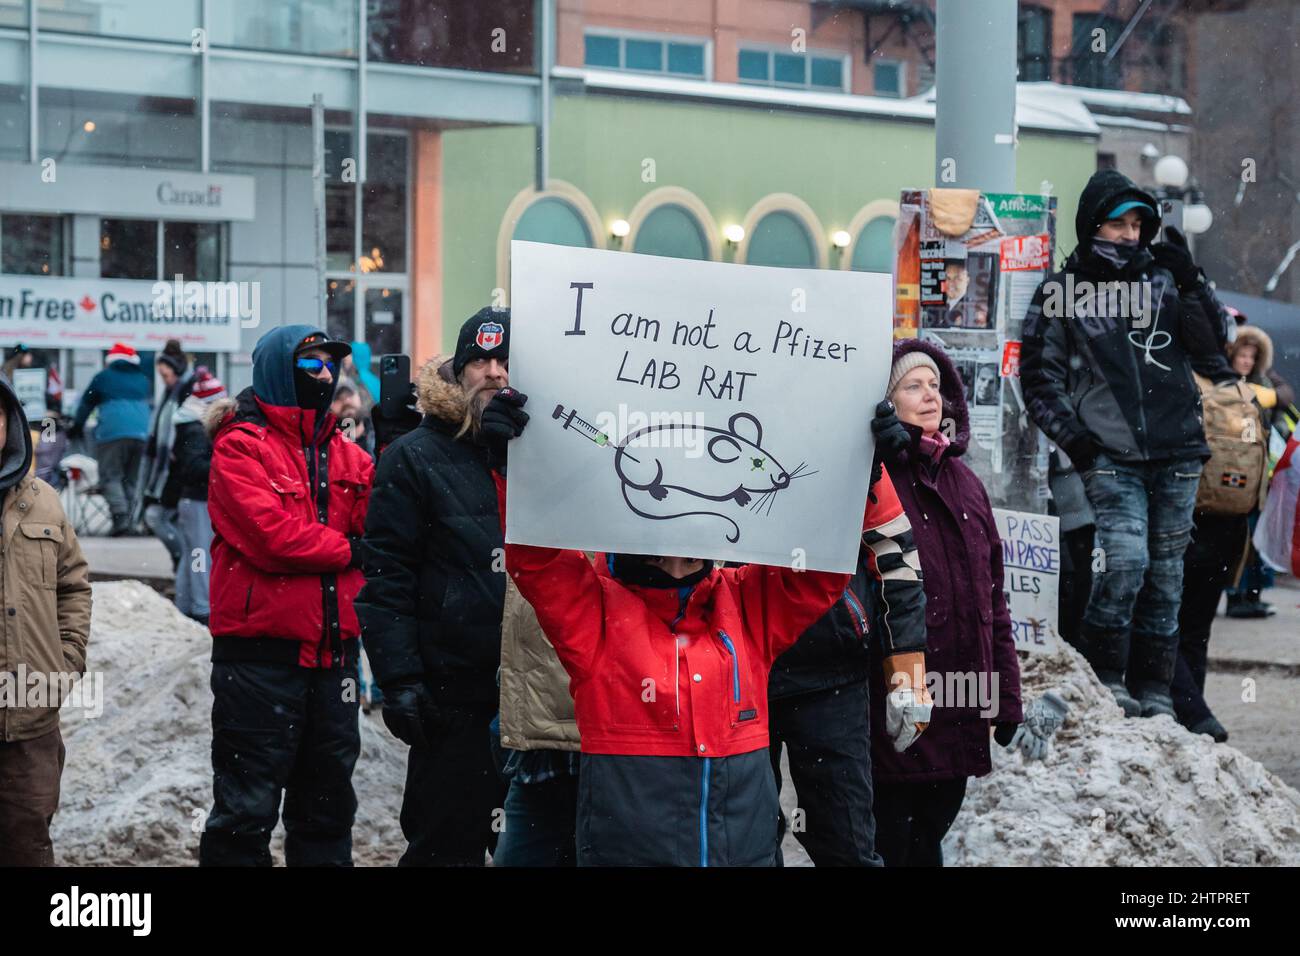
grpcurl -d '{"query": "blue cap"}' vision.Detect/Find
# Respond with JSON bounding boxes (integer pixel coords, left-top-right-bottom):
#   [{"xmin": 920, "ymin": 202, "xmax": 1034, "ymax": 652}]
[{"xmin": 1104, "ymin": 199, "xmax": 1156, "ymax": 221}]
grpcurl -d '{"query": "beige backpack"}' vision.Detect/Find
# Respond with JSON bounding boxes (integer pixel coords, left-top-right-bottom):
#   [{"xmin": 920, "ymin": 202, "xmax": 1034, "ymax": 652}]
[{"xmin": 1194, "ymin": 374, "xmax": 1267, "ymax": 515}]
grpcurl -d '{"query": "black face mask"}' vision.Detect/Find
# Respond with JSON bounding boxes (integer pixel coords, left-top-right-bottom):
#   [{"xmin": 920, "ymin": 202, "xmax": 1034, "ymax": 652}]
[
  {"xmin": 294, "ymin": 366, "xmax": 336, "ymax": 412},
  {"xmin": 611, "ymin": 553, "xmax": 711, "ymax": 590},
  {"xmin": 1091, "ymin": 238, "xmax": 1143, "ymax": 271}
]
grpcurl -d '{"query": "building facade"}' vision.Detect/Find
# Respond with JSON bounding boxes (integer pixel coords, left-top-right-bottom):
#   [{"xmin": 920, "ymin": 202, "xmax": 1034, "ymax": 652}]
[{"xmin": 1, "ymin": 0, "xmax": 1114, "ymax": 405}]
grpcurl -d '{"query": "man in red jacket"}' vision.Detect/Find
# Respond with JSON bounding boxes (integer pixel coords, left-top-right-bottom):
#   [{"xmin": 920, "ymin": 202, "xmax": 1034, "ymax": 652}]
[{"xmin": 199, "ymin": 325, "xmax": 373, "ymax": 867}]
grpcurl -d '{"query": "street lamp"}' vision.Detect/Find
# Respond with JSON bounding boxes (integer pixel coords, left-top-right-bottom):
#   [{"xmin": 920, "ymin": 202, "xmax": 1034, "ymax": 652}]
[{"xmin": 1149, "ymin": 152, "xmax": 1212, "ymax": 237}]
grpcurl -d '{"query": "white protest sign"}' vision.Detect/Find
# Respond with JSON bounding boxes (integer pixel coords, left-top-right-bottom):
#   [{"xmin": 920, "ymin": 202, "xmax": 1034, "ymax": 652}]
[
  {"xmin": 993, "ymin": 508, "xmax": 1060, "ymax": 655},
  {"xmin": 505, "ymin": 240, "xmax": 893, "ymax": 573},
  {"xmin": 12, "ymin": 367, "xmax": 47, "ymax": 422}
]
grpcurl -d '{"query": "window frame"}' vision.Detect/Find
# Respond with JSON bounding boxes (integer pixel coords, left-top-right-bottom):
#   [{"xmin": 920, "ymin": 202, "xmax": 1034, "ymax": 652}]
[
  {"xmin": 0, "ymin": 213, "xmax": 71, "ymax": 277},
  {"xmin": 98, "ymin": 217, "xmax": 228, "ymax": 282},
  {"xmin": 872, "ymin": 58, "xmax": 905, "ymax": 98},
  {"xmin": 1017, "ymin": 4, "xmax": 1054, "ymax": 82},
  {"xmin": 736, "ymin": 44, "xmax": 851, "ymax": 93},
  {"xmin": 583, "ymin": 27, "xmax": 712, "ymax": 80}
]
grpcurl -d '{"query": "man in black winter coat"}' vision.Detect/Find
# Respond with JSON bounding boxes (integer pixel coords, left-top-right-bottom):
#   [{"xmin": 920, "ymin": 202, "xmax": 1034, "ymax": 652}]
[
  {"xmin": 356, "ymin": 307, "xmax": 512, "ymax": 866},
  {"xmin": 1020, "ymin": 170, "xmax": 1236, "ymax": 719}
]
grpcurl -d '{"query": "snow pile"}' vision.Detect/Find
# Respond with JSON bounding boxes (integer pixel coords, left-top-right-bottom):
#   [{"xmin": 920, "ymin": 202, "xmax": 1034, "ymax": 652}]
[
  {"xmin": 51, "ymin": 581, "xmax": 408, "ymax": 866},
  {"xmin": 945, "ymin": 640, "xmax": 1300, "ymax": 866}
]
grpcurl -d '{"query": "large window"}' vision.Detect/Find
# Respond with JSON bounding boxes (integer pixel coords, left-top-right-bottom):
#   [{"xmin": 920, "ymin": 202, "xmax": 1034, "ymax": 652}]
[
  {"xmin": 1, "ymin": 214, "xmax": 67, "ymax": 276},
  {"xmin": 100, "ymin": 219, "xmax": 223, "ymax": 281},
  {"xmin": 632, "ymin": 205, "xmax": 708, "ymax": 261},
  {"xmin": 739, "ymin": 47, "xmax": 847, "ymax": 92},
  {"xmin": 40, "ymin": 89, "xmax": 198, "ymax": 171},
  {"xmin": 745, "ymin": 211, "xmax": 816, "ymax": 269},
  {"xmin": 1018, "ymin": 5, "xmax": 1053, "ymax": 82},
  {"xmin": 513, "ymin": 197, "xmax": 593, "ymax": 248},
  {"xmin": 1072, "ymin": 14, "xmax": 1124, "ymax": 89},
  {"xmin": 37, "ymin": 0, "xmax": 198, "ymax": 43},
  {"xmin": 0, "ymin": 85, "xmax": 27, "ymax": 161},
  {"xmin": 326, "ymin": 130, "xmax": 408, "ymax": 274},
  {"xmin": 584, "ymin": 31, "xmax": 708, "ymax": 79},
  {"xmin": 208, "ymin": 0, "xmax": 357, "ymax": 57},
  {"xmin": 368, "ymin": 0, "xmax": 534, "ymax": 74}
]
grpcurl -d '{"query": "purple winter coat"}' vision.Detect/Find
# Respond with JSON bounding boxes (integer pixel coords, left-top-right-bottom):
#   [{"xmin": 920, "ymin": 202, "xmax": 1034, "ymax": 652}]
[{"xmin": 869, "ymin": 337, "xmax": 1023, "ymax": 784}]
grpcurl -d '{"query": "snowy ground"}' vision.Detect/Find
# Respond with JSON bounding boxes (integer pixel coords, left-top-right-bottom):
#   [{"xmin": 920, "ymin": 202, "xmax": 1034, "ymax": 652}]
[{"xmin": 51, "ymin": 581, "xmax": 1300, "ymax": 866}]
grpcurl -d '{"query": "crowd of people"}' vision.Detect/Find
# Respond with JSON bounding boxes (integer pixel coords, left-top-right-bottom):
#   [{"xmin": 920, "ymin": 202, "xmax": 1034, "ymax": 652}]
[{"xmin": 0, "ymin": 168, "xmax": 1292, "ymax": 867}]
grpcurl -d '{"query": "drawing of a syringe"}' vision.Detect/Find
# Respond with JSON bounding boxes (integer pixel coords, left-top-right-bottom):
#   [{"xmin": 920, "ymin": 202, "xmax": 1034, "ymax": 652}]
[{"xmin": 552, "ymin": 403, "xmax": 640, "ymax": 462}]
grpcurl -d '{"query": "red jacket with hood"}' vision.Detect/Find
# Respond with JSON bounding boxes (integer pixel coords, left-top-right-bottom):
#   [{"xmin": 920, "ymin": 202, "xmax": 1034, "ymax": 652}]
[
  {"xmin": 496, "ymin": 470, "xmax": 908, "ymax": 757},
  {"xmin": 207, "ymin": 324, "xmax": 373, "ymax": 668}
]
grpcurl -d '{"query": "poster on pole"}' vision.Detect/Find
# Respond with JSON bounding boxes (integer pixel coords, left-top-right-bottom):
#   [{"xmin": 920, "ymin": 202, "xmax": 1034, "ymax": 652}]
[
  {"xmin": 506, "ymin": 240, "xmax": 893, "ymax": 573},
  {"xmin": 993, "ymin": 507, "xmax": 1061, "ymax": 655},
  {"xmin": 12, "ymin": 367, "xmax": 47, "ymax": 422}
]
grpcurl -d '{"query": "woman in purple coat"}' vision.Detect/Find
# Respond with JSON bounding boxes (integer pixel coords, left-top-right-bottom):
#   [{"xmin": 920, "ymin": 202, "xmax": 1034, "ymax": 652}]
[{"xmin": 867, "ymin": 338, "xmax": 1025, "ymax": 866}]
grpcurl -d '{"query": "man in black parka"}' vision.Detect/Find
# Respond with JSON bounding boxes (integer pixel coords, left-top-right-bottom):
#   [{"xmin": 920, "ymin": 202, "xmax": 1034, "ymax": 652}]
[{"xmin": 357, "ymin": 308, "xmax": 512, "ymax": 866}]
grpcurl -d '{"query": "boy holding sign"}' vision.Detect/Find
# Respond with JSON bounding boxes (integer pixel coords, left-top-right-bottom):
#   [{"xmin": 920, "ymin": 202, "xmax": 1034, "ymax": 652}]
[{"xmin": 482, "ymin": 388, "xmax": 930, "ymax": 867}]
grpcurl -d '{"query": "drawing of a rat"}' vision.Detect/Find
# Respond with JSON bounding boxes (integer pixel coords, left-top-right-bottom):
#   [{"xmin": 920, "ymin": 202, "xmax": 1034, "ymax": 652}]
[{"xmin": 552, "ymin": 405, "xmax": 815, "ymax": 543}]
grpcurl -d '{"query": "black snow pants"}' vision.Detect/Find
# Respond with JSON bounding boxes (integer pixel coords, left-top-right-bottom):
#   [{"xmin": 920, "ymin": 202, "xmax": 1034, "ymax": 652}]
[
  {"xmin": 199, "ymin": 660, "xmax": 360, "ymax": 867},
  {"xmin": 397, "ymin": 703, "xmax": 506, "ymax": 866},
  {"xmin": 768, "ymin": 681, "xmax": 882, "ymax": 866}
]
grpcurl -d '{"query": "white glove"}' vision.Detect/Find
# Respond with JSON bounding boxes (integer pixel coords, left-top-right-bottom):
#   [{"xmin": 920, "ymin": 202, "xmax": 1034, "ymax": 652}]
[
  {"xmin": 1009, "ymin": 690, "xmax": 1069, "ymax": 761},
  {"xmin": 885, "ymin": 685, "xmax": 934, "ymax": 753}
]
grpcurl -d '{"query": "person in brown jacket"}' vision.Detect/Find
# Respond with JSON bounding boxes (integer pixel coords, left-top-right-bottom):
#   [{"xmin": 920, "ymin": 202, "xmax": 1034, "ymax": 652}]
[{"xmin": 0, "ymin": 375, "xmax": 92, "ymax": 866}]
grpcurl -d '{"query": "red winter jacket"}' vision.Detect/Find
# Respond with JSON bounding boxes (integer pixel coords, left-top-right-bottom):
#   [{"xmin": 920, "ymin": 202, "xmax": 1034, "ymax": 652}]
[
  {"xmin": 496, "ymin": 471, "xmax": 907, "ymax": 758},
  {"xmin": 207, "ymin": 388, "xmax": 373, "ymax": 668}
]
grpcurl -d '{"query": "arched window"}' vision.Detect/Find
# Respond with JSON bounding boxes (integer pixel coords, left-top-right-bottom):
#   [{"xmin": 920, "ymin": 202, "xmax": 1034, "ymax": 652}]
[
  {"xmin": 512, "ymin": 197, "xmax": 592, "ymax": 247},
  {"xmin": 850, "ymin": 216, "xmax": 896, "ymax": 273},
  {"xmin": 745, "ymin": 211, "xmax": 816, "ymax": 268},
  {"xmin": 632, "ymin": 204, "xmax": 708, "ymax": 260},
  {"xmin": 496, "ymin": 182, "xmax": 604, "ymax": 300}
]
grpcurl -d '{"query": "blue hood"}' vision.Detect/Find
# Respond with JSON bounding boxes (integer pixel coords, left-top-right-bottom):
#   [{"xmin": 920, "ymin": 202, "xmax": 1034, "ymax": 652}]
[{"xmin": 252, "ymin": 324, "xmax": 329, "ymax": 408}]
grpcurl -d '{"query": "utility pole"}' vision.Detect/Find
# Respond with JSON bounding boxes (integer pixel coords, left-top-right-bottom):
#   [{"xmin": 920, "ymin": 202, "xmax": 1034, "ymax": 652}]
[
  {"xmin": 311, "ymin": 93, "xmax": 327, "ymax": 331},
  {"xmin": 934, "ymin": 0, "xmax": 1018, "ymax": 193}
]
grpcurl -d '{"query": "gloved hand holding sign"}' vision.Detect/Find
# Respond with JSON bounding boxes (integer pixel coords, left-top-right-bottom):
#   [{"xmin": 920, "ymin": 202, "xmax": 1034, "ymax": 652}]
[
  {"xmin": 1006, "ymin": 690, "xmax": 1069, "ymax": 762},
  {"xmin": 882, "ymin": 651, "xmax": 933, "ymax": 752}
]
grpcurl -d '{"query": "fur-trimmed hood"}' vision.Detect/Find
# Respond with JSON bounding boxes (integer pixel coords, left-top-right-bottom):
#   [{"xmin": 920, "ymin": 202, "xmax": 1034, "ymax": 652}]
[
  {"xmin": 890, "ymin": 336, "xmax": 971, "ymax": 457},
  {"xmin": 204, "ymin": 394, "xmax": 241, "ymax": 439},
  {"xmin": 1231, "ymin": 325, "xmax": 1274, "ymax": 376},
  {"xmin": 415, "ymin": 355, "xmax": 469, "ymax": 424}
]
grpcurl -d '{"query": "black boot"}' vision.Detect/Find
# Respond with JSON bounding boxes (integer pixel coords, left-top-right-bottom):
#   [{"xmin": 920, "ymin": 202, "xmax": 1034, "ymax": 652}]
[
  {"xmin": 1189, "ymin": 716, "xmax": 1229, "ymax": 742},
  {"xmin": 109, "ymin": 514, "xmax": 131, "ymax": 537}
]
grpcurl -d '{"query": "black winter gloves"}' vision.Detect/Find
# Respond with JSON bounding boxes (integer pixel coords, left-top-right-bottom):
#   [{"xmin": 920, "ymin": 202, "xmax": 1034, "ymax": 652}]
[
  {"xmin": 347, "ymin": 536, "xmax": 365, "ymax": 570},
  {"xmin": 480, "ymin": 387, "xmax": 529, "ymax": 473},
  {"xmin": 380, "ymin": 679, "xmax": 439, "ymax": 749},
  {"xmin": 1150, "ymin": 226, "xmax": 1202, "ymax": 293},
  {"xmin": 870, "ymin": 400, "xmax": 910, "ymax": 481}
]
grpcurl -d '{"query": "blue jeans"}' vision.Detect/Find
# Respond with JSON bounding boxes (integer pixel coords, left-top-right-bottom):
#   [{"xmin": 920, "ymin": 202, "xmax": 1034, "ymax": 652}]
[
  {"xmin": 1080, "ymin": 453, "xmax": 1202, "ymax": 691},
  {"xmin": 492, "ymin": 772, "xmax": 579, "ymax": 867}
]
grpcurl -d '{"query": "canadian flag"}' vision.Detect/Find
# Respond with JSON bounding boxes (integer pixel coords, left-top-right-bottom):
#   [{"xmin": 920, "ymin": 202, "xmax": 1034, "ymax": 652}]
[{"xmin": 1254, "ymin": 432, "xmax": 1300, "ymax": 576}]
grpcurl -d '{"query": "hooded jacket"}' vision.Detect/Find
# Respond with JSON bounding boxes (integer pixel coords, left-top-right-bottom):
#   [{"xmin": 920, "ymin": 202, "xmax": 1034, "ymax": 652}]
[
  {"xmin": 356, "ymin": 357, "xmax": 506, "ymax": 704},
  {"xmin": 71, "ymin": 359, "xmax": 152, "ymax": 444},
  {"xmin": 870, "ymin": 337, "xmax": 1023, "ymax": 784},
  {"xmin": 206, "ymin": 325, "xmax": 373, "ymax": 669},
  {"xmin": 1021, "ymin": 170, "xmax": 1234, "ymax": 467},
  {"xmin": 0, "ymin": 377, "xmax": 93, "ymax": 742},
  {"xmin": 1231, "ymin": 325, "xmax": 1295, "ymax": 432}
]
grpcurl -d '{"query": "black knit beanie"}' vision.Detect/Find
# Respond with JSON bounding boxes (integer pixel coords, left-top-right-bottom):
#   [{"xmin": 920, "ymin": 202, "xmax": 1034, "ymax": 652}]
[{"xmin": 453, "ymin": 307, "xmax": 510, "ymax": 377}]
